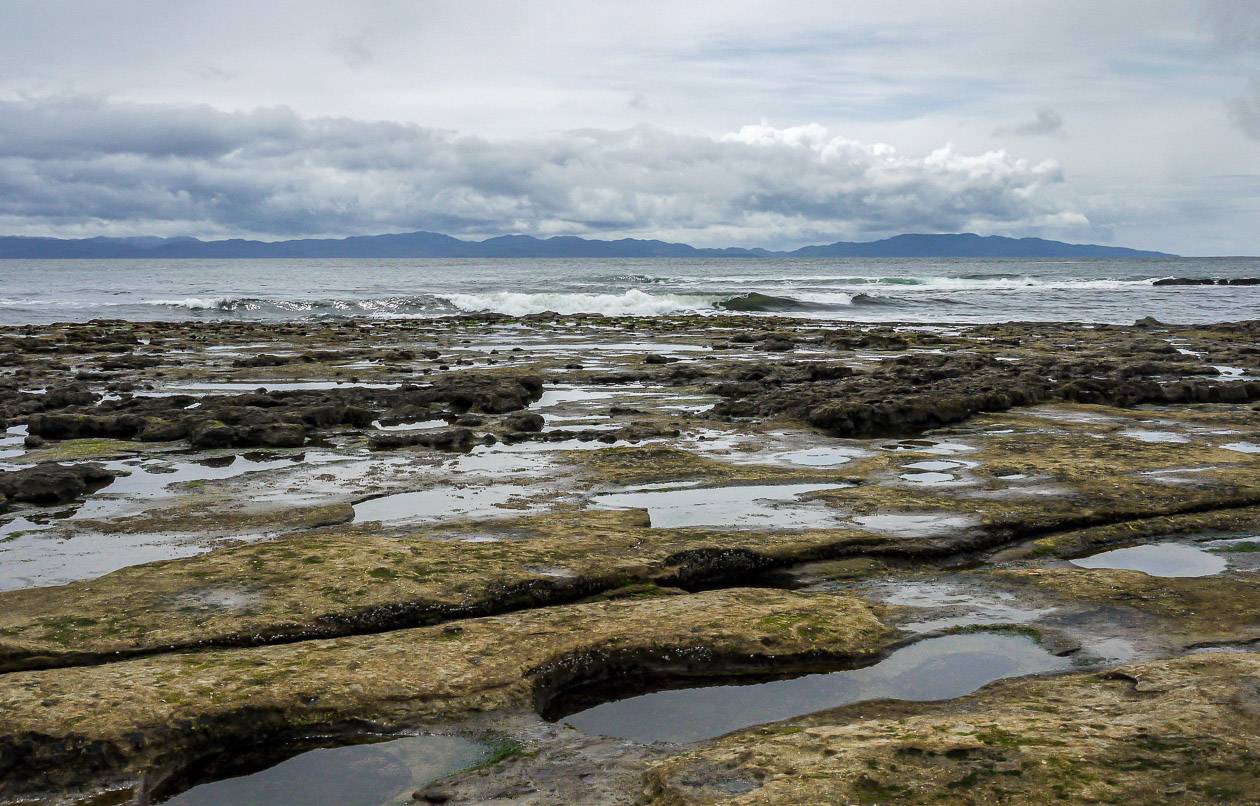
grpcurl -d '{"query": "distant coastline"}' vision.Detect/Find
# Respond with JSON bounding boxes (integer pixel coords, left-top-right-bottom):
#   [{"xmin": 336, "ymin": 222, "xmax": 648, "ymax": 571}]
[{"xmin": 0, "ymin": 231, "xmax": 1175, "ymax": 259}]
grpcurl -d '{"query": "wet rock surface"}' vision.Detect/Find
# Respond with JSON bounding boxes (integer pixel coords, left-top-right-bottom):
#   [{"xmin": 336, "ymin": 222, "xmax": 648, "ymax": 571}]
[
  {"xmin": 644, "ymin": 652, "xmax": 1260, "ymax": 804},
  {"xmin": 0, "ymin": 588, "xmax": 888, "ymax": 799},
  {"xmin": 1, "ymin": 313, "xmax": 1259, "ymax": 803},
  {"xmin": 0, "ymin": 463, "xmax": 116, "ymax": 508}
]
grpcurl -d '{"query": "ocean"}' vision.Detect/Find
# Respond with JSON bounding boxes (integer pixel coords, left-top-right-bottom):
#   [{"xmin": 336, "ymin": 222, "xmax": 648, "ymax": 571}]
[{"xmin": 1, "ymin": 257, "xmax": 1258, "ymax": 325}]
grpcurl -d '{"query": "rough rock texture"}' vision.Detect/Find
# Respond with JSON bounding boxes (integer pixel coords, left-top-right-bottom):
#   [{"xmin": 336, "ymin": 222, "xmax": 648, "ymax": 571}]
[
  {"xmin": 4, "ymin": 315, "xmax": 1260, "ymax": 803},
  {"xmin": 993, "ymin": 568, "xmax": 1260, "ymax": 645},
  {"xmin": 713, "ymin": 351, "xmax": 1260, "ymax": 438},
  {"xmin": 20, "ymin": 374, "xmax": 543, "ymax": 450},
  {"xmin": 503, "ymin": 411, "xmax": 545, "ymax": 433},
  {"xmin": 644, "ymin": 652, "xmax": 1260, "ymax": 804},
  {"xmin": 0, "ymin": 463, "xmax": 116, "ymax": 507},
  {"xmin": 0, "ymin": 589, "xmax": 891, "ymax": 801},
  {"xmin": 368, "ymin": 427, "xmax": 475, "ymax": 451},
  {"xmin": 0, "ymin": 509, "xmax": 892, "ymax": 671},
  {"xmin": 4, "ymin": 410, "xmax": 1260, "ymax": 672}
]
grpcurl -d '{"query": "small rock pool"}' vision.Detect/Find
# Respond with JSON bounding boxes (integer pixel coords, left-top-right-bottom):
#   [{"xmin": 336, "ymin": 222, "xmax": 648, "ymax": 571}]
[
  {"xmin": 157, "ymin": 734, "xmax": 488, "ymax": 806},
  {"xmin": 552, "ymin": 632, "xmax": 1069, "ymax": 744},
  {"xmin": 589, "ymin": 482, "xmax": 851, "ymax": 529},
  {"xmin": 1070, "ymin": 542, "xmax": 1227, "ymax": 577}
]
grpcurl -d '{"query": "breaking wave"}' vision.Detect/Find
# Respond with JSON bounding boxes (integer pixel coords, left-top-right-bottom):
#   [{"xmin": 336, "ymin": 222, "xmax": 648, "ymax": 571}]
[
  {"xmin": 442, "ymin": 289, "xmax": 711, "ymax": 316},
  {"xmin": 134, "ymin": 289, "xmax": 907, "ymax": 318},
  {"xmin": 6, "ymin": 257, "xmax": 1260, "ymax": 327},
  {"xmin": 443, "ymin": 289, "xmax": 905, "ymax": 315},
  {"xmin": 143, "ymin": 297, "xmax": 241, "ymax": 310},
  {"xmin": 62, "ymin": 271, "xmax": 1260, "ymax": 323},
  {"xmin": 140, "ymin": 295, "xmax": 456, "ymax": 315}
]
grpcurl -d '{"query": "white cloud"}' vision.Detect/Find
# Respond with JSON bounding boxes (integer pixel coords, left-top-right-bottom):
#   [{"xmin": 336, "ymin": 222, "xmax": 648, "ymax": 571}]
[
  {"xmin": 0, "ymin": 97, "xmax": 1086, "ymax": 246},
  {"xmin": 0, "ymin": 2, "xmax": 1258, "ymax": 252}
]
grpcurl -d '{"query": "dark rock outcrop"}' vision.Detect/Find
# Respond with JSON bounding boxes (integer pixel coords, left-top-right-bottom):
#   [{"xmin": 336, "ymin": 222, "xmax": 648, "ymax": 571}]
[
  {"xmin": 711, "ymin": 350, "xmax": 1260, "ymax": 437},
  {"xmin": 503, "ymin": 412, "xmax": 545, "ymax": 433},
  {"xmin": 0, "ymin": 463, "xmax": 117, "ymax": 507},
  {"xmin": 368, "ymin": 428, "xmax": 475, "ymax": 452}
]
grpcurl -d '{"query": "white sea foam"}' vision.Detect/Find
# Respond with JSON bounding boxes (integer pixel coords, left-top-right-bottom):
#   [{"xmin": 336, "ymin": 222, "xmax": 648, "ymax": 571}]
[
  {"xmin": 3, "ymin": 259, "xmax": 1256, "ymax": 326},
  {"xmin": 788, "ymin": 291, "xmax": 859, "ymax": 306},
  {"xmin": 0, "ymin": 298, "xmax": 93, "ymax": 307},
  {"xmin": 443, "ymin": 289, "xmax": 720, "ymax": 316},
  {"xmin": 142, "ymin": 297, "xmax": 236, "ymax": 310}
]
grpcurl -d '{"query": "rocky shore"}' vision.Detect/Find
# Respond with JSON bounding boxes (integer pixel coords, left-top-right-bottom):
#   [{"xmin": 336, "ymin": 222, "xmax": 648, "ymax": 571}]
[{"xmin": 1, "ymin": 313, "xmax": 1258, "ymax": 804}]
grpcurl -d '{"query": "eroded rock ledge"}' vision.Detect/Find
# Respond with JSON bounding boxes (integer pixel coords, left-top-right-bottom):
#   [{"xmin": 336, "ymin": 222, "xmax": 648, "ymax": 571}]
[
  {"xmin": 0, "ymin": 588, "xmax": 892, "ymax": 802},
  {"xmin": 644, "ymin": 652, "xmax": 1260, "ymax": 804}
]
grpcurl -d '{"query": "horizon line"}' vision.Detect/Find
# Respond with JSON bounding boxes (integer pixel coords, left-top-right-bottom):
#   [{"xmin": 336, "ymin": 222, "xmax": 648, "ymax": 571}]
[{"xmin": 0, "ymin": 229, "xmax": 1189, "ymax": 256}]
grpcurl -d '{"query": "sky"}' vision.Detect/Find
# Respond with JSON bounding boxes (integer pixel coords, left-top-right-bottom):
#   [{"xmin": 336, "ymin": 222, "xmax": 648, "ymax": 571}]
[{"xmin": 0, "ymin": 0, "xmax": 1258, "ymax": 254}]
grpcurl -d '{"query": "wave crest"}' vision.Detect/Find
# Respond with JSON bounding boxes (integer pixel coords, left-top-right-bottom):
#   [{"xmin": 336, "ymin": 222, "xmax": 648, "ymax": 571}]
[
  {"xmin": 443, "ymin": 289, "xmax": 713, "ymax": 316},
  {"xmin": 142, "ymin": 297, "xmax": 240, "ymax": 310},
  {"xmin": 717, "ymin": 292, "xmax": 825, "ymax": 312},
  {"xmin": 140, "ymin": 295, "xmax": 454, "ymax": 315},
  {"xmin": 135, "ymin": 289, "xmax": 915, "ymax": 318}
]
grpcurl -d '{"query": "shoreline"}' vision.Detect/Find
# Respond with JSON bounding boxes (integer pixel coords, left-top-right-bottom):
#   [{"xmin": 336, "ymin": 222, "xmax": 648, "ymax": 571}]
[{"xmin": 2, "ymin": 313, "xmax": 1260, "ymax": 803}]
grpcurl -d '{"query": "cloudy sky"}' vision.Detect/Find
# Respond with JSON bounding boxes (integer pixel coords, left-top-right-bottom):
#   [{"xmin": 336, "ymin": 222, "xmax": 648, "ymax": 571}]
[{"xmin": 1, "ymin": 0, "xmax": 1258, "ymax": 254}]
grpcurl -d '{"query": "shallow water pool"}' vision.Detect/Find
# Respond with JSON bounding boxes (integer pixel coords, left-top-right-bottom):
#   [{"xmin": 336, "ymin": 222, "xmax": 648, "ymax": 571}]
[
  {"xmin": 1070, "ymin": 542, "xmax": 1226, "ymax": 577},
  {"xmin": 556, "ymin": 632, "xmax": 1069, "ymax": 743},
  {"xmin": 591, "ymin": 482, "xmax": 849, "ymax": 529},
  {"xmin": 159, "ymin": 734, "xmax": 487, "ymax": 806},
  {"xmin": 352, "ymin": 485, "xmax": 532, "ymax": 524}
]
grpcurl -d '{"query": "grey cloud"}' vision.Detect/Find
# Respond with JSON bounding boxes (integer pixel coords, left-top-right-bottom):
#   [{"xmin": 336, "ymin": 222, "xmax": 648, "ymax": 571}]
[
  {"xmin": 1203, "ymin": 0, "xmax": 1260, "ymax": 52},
  {"xmin": 0, "ymin": 97, "xmax": 1087, "ymax": 245},
  {"xmin": 1229, "ymin": 76, "xmax": 1260, "ymax": 139},
  {"xmin": 997, "ymin": 108, "xmax": 1065, "ymax": 138},
  {"xmin": 190, "ymin": 65, "xmax": 238, "ymax": 82},
  {"xmin": 1203, "ymin": 2, "xmax": 1260, "ymax": 141},
  {"xmin": 0, "ymin": 97, "xmax": 303, "ymax": 159},
  {"xmin": 332, "ymin": 35, "xmax": 375, "ymax": 69}
]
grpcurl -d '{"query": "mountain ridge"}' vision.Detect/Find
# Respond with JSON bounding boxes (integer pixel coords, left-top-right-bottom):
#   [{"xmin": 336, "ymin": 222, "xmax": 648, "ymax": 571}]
[{"xmin": 0, "ymin": 231, "xmax": 1175, "ymax": 259}]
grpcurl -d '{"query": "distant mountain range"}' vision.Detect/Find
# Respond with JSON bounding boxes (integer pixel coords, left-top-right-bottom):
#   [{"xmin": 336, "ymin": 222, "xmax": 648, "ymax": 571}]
[{"xmin": 0, "ymin": 231, "xmax": 1175, "ymax": 259}]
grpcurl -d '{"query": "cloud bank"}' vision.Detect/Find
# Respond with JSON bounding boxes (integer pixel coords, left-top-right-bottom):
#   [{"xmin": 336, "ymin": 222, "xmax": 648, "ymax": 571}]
[{"xmin": 0, "ymin": 97, "xmax": 1086, "ymax": 246}]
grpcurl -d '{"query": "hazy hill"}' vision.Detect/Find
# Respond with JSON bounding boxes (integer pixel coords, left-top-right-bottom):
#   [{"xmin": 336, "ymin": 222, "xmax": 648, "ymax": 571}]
[{"xmin": 0, "ymin": 231, "xmax": 1174, "ymax": 259}]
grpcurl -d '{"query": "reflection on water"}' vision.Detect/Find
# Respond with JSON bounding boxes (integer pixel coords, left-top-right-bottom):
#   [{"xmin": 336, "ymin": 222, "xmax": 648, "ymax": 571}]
[
  {"xmin": 591, "ymin": 482, "xmax": 849, "ymax": 529},
  {"xmin": 1071, "ymin": 542, "xmax": 1226, "ymax": 577},
  {"xmin": 159, "ymin": 734, "xmax": 487, "ymax": 806},
  {"xmin": 352, "ymin": 485, "xmax": 534, "ymax": 524},
  {"xmin": 557, "ymin": 632, "xmax": 1068, "ymax": 743}
]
